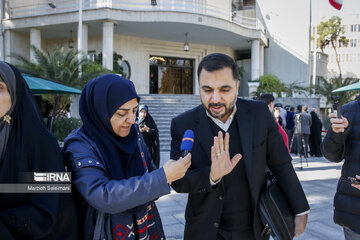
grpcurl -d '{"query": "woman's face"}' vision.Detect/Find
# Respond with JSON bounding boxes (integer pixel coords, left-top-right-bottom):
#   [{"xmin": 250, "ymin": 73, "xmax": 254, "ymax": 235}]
[
  {"xmin": 0, "ymin": 81, "xmax": 11, "ymax": 118},
  {"xmin": 139, "ymin": 109, "xmax": 147, "ymax": 119},
  {"xmin": 110, "ymin": 98, "xmax": 138, "ymax": 137},
  {"xmin": 274, "ymin": 109, "xmax": 280, "ymax": 118}
]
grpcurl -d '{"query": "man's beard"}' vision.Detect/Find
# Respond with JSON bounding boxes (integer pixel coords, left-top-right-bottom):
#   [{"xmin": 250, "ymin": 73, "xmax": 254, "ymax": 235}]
[{"xmin": 204, "ymin": 96, "xmax": 236, "ymax": 120}]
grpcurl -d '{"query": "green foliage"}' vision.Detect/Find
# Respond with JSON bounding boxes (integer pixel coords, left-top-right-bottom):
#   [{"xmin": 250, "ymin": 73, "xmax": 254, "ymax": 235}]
[
  {"xmin": 317, "ymin": 16, "xmax": 348, "ymax": 77},
  {"xmin": 313, "ymin": 77, "xmax": 359, "ymax": 105},
  {"xmin": 94, "ymin": 52, "xmax": 126, "ymax": 77},
  {"xmin": 81, "ymin": 61, "xmax": 112, "ymax": 86},
  {"xmin": 53, "ymin": 117, "xmax": 82, "ymax": 142},
  {"xmin": 11, "ymin": 45, "xmax": 109, "ymax": 112},
  {"xmin": 254, "ymin": 74, "xmax": 285, "ymax": 97},
  {"xmin": 238, "ymin": 66, "xmax": 245, "ymax": 80},
  {"xmin": 283, "ymin": 81, "xmax": 311, "ymax": 97}
]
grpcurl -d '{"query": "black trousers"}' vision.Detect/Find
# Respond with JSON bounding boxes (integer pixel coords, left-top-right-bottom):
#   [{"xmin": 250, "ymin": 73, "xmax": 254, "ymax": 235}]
[{"xmin": 216, "ymin": 228, "xmax": 255, "ymax": 240}]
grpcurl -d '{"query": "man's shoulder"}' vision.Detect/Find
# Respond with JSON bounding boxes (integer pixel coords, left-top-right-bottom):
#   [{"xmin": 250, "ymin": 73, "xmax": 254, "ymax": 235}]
[
  {"xmin": 236, "ymin": 97, "xmax": 268, "ymax": 111},
  {"xmin": 343, "ymin": 99, "xmax": 360, "ymax": 113}
]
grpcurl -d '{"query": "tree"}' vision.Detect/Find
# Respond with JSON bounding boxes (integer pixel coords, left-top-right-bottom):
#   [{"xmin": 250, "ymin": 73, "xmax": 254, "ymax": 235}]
[
  {"xmin": 317, "ymin": 16, "xmax": 349, "ymax": 78},
  {"xmin": 254, "ymin": 74, "xmax": 286, "ymax": 97},
  {"xmin": 283, "ymin": 81, "xmax": 311, "ymax": 97},
  {"xmin": 12, "ymin": 45, "xmax": 110, "ymax": 118},
  {"xmin": 314, "ymin": 77, "xmax": 359, "ymax": 106},
  {"xmin": 94, "ymin": 52, "xmax": 126, "ymax": 78}
]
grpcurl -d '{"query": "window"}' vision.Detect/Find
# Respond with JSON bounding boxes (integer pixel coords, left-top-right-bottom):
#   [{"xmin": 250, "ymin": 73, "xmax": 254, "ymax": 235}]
[
  {"xmin": 87, "ymin": 50, "xmax": 96, "ymax": 62},
  {"xmin": 339, "ymin": 40, "xmax": 342, "ymax": 47},
  {"xmin": 351, "ymin": 24, "xmax": 354, "ymax": 32}
]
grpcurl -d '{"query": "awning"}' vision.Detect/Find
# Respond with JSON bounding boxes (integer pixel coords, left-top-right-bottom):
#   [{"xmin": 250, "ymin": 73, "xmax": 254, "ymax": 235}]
[
  {"xmin": 332, "ymin": 82, "xmax": 360, "ymax": 93},
  {"xmin": 22, "ymin": 73, "xmax": 82, "ymax": 95}
]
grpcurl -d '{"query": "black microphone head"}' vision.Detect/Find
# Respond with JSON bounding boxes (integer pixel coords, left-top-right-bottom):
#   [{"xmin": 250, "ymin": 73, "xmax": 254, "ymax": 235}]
[{"xmin": 180, "ymin": 130, "xmax": 194, "ymax": 152}]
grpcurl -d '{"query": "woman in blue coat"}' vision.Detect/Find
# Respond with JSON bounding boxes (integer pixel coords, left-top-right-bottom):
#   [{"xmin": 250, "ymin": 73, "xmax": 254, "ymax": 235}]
[{"xmin": 63, "ymin": 74, "xmax": 191, "ymax": 240}]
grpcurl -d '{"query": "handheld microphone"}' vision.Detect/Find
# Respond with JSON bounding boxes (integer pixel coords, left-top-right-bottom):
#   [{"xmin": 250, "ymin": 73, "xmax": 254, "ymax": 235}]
[{"xmin": 180, "ymin": 130, "xmax": 194, "ymax": 158}]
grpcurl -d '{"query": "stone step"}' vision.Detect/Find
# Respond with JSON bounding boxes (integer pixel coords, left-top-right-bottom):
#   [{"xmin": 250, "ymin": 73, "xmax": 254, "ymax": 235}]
[{"xmin": 138, "ymin": 94, "xmax": 200, "ymax": 151}]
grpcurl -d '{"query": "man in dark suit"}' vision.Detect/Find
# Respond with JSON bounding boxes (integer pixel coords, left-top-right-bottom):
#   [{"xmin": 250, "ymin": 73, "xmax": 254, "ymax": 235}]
[{"xmin": 170, "ymin": 53, "xmax": 309, "ymax": 240}]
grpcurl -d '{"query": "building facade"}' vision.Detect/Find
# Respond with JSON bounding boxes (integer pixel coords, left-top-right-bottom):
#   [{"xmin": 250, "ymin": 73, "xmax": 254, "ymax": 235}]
[
  {"xmin": 0, "ymin": 0, "xmax": 317, "ymax": 95},
  {"xmin": 321, "ymin": 10, "xmax": 360, "ymax": 78}
]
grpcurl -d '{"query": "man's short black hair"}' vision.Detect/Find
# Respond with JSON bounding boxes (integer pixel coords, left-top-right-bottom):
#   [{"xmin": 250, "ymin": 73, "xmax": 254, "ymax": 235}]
[
  {"xmin": 258, "ymin": 93, "xmax": 275, "ymax": 105},
  {"xmin": 297, "ymin": 105, "xmax": 302, "ymax": 112},
  {"xmin": 197, "ymin": 53, "xmax": 239, "ymax": 80}
]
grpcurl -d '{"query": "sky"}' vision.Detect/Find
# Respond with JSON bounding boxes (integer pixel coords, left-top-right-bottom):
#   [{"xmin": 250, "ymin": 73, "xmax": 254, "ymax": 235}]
[
  {"xmin": 257, "ymin": 0, "xmax": 360, "ymax": 60},
  {"xmin": 312, "ymin": 0, "xmax": 360, "ymax": 24}
]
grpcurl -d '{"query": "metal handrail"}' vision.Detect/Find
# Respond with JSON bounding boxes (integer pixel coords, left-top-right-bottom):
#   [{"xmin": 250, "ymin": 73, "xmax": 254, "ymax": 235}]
[{"xmin": 5, "ymin": 0, "xmax": 264, "ymax": 31}]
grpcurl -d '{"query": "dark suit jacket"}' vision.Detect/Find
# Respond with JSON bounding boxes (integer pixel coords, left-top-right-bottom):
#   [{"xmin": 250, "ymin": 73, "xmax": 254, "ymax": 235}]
[{"xmin": 170, "ymin": 98, "xmax": 309, "ymax": 240}]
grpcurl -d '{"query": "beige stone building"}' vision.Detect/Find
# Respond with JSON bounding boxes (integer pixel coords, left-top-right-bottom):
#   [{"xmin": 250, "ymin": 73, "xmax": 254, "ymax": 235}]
[{"xmin": 0, "ymin": 0, "xmax": 322, "ymax": 95}]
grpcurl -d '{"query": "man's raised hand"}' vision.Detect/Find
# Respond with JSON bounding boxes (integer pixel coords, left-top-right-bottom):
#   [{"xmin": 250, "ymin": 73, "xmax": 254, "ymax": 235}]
[{"xmin": 210, "ymin": 131, "xmax": 242, "ymax": 182}]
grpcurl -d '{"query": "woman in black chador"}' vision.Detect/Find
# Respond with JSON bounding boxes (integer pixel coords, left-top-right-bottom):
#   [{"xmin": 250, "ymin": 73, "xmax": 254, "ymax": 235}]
[
  {"xmin": 309, "ymin": 109, "xmax": 323, "ymax": 157},
  {"xmin": 0, "ymin": 62, "xmax": 77, "ymax": 239},
  {"xmin": 137, "ymin": 105, "xmax": 160, "ymax": 168}
]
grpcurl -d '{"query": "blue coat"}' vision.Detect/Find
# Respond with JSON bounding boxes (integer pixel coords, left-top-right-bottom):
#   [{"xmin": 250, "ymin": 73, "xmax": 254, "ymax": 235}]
[{"xmin": 63, "ymin": 127, "xmax": 170, "ymax": 240}]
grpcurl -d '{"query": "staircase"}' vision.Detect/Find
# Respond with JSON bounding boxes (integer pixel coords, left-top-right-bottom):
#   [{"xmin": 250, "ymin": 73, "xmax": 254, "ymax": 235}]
[{"xmin": 138, "ymin": 94, "xmax": 201, "ymax": 151}]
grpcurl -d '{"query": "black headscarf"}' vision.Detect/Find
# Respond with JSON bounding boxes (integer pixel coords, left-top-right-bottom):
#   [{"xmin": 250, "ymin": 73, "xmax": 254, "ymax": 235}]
[
  {"xmin": 309, "ymin": 111, "xmax": 323, "ymax": 157},
  {"xmin": 0, "ymin": 62, "xmax": 77, "ymax": 239},
  {"xmin": 79, "ymin": 74, "xmax": 143, "ymax": 180},
  {"xmin": 137, "ymin": 105, "xmax": 160, "ymax": 168},
  {"xmin": 0, "ymin": 62, "xmax": 16, "ymax": 160}
]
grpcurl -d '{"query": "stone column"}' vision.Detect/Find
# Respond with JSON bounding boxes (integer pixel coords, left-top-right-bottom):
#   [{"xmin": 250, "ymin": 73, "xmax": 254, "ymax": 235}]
[
  {"xmin": 82, "ymin": 24, "xmax": 88, "ymax": 55},
  {"xmin": 102, "ymin": 21, "xmax": 114, "ymax": 71},
  {"xmin": 30, "ymin": 28, "xmax": 41, "ymax": 63},
  {"xmin": 251, "ymin": 39, "xmax": 260, "ymax": 81},
  {"xmin": 4, "ymin": 30, "xmax": 10, "ymax": 63},
  {"xmin": 260, "ymin": 44, "xmax": 264, "ymax": 76}
]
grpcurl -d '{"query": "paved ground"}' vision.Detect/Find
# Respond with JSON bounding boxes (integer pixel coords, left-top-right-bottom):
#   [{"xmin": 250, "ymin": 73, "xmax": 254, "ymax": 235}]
[{"xmin": 156, "ymin": 152, "xmax": 345, "ymax": 240}]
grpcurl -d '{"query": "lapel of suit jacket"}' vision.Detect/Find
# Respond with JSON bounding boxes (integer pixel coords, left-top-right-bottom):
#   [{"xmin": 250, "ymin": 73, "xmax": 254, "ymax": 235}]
[
  {"xmin": 194, "ymin": 106, "xmax": 213, "ymax": 162},
  {"xmin": 235, "ymin": 99, "xmax": 255, "ymax": 197}
]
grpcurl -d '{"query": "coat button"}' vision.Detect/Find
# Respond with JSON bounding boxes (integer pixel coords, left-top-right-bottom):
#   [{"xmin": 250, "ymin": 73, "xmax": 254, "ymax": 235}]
[
  {"xmin": 218, "ymin": 195, "xmax": 224, "ymax": 200},
  {"xmin": 213, "ymin": 222, "xmax": 219, "ymax": 228}
]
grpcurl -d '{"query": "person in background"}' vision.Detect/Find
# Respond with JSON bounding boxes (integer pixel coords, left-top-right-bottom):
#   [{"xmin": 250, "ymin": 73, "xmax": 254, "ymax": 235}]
[
  {"xmin": 259, "ymin": 93, "xmax": 289, "ymax": 151},
  {"xmin": 274, "ymin": 107, "xmax": 285, "ymax": 129},
  {"xmin": 286, "ymin": 106, "xmax": 296, "ymax": 150},
  {"xmin": 137, "ymin": 105, "xmax": 160, "ymax": 168},
  {"xmin": 321, "ymin": 95, "xmax": 360, "ymax": 240},
  {"xmin": 309, "ymin": 108, "xmax": 323, "ymax": 157},
  {"xmin": 0, "ymin": 61, "xmax": 77, "ymax": 239},
  {"xmin": 294, "ymin": 105, "xmax": 312, "ymax": 157},
  {"xmin": 63, "ymin": 74, "xmax": 191, "ymax": 240},
  {"xmin": 275, "ymin": 103, "xmax": 287, "ymax": 128}
]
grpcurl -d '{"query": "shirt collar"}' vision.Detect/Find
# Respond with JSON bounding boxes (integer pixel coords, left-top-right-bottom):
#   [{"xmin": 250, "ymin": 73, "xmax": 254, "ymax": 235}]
[{"xmin": 206, "ymin": 104, "xmax": 237, "ymax": 132}]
